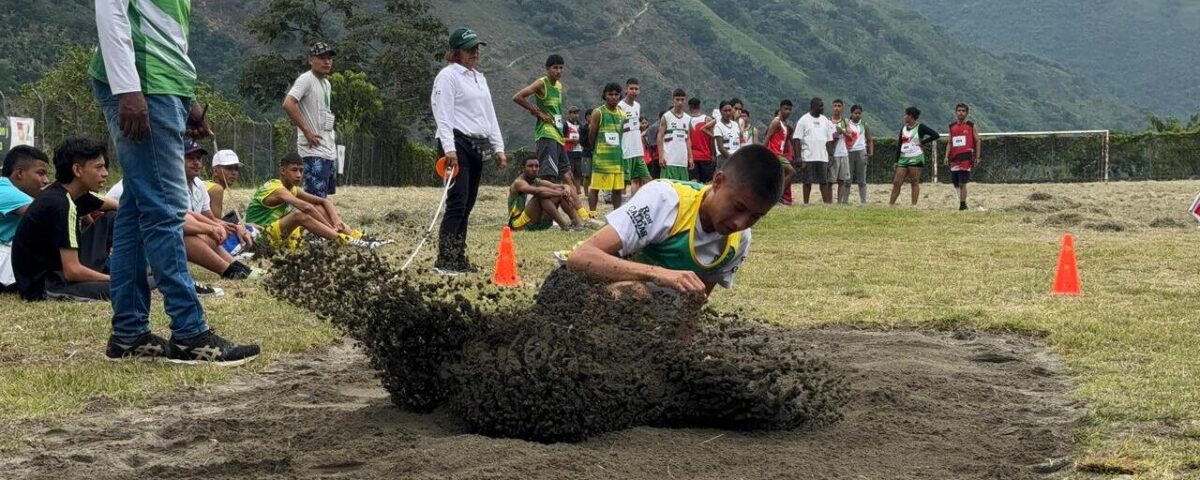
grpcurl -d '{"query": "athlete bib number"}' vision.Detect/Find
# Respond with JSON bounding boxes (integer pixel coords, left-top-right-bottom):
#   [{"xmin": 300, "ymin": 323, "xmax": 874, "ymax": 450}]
[
  {"xmin": 952, "ymin": 135, "xmax": 967, "ymax": 148},
  {"xmin": 554, "ymin": 115, "xmax": 563, "ymax": 130},
  {"xmin": 604, "ymin": 132, "xmax": 620, "ymax": 146}
]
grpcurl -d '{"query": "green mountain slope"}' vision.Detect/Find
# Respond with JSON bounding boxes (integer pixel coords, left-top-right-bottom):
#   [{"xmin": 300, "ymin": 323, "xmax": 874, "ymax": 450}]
[
  {"xmin": 0, "ymin": 0, "xmax": 1139, "ymax": 141},
  {"xmin": 898, "ymin": 0, "xmax": 1200, "ymax": 118},
  {"xmin": 429, "ymin": 0, "xmax": 1137, "ymax": 144}
]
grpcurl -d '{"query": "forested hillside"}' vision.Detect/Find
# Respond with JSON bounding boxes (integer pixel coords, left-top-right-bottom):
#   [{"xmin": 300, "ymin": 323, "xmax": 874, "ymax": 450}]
[
  {"xmin": 900, "ymin": 0, "xmax": 1200, "ymax": 118},
  {"xmin": 0, "ymin": 0, "xmax": 1142, "ymax": 145}
]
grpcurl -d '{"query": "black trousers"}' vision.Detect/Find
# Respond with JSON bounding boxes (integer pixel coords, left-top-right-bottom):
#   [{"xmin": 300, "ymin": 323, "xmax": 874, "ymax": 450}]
[{"xmin": 436, "ymin": 131, "xmax": 485, "ymax": 268}]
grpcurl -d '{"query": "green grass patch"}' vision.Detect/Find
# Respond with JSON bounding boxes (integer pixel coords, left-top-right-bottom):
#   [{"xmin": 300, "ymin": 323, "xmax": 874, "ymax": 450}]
[{"xmin": 3, "ymin": 180, "xmax": 1200, "ymax": 477}]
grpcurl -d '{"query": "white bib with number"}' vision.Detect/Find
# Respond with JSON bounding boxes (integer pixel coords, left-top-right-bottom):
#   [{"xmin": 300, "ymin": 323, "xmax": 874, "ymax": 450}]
[
  {"xmin": 952, "ymin": 135, "xmax": 967, "ymax": 148},
  {"xmin": 605, "ymin": 132, "xmax": 620, "ymax": 146}
]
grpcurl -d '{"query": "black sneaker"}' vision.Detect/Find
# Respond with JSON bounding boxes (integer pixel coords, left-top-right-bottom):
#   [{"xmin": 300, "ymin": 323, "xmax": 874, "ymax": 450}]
[
  {"xmin": 169, "ymin": 330, "xmax": 261, "ymax": 367},
  {"xmin": 105, "ymin": 332, "xmax": 171, "ymax": 362},
  {"xmin": 194, "ymin": 282, "xmax": 225, "ymax": 297}
]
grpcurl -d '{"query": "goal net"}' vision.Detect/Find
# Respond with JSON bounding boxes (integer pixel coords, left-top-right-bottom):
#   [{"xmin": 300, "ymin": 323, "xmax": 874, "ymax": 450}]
[{"xmin": 930, "ymin": 130, "xmax": 1110, "ymax": 183}]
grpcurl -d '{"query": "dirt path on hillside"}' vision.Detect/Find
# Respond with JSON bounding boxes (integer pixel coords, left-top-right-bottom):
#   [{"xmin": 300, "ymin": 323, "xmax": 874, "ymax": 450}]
[
  {"xmin": 502, "ymin": 2, "xmax": 651, "ymax": 70},
  {"xmin": 2, "ymin": 328, "xmax": 1080, "ymax": 479}
]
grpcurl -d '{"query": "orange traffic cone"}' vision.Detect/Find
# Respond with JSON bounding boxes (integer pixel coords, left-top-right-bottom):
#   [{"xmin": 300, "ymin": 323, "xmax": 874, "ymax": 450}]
[
  {"xmin": 1052, "ymin": 233, "xmax": 1081, "ymax": 296},
  {"xmin": 491, "ymin": 226, "xmax": 520, "ymax": 286}
]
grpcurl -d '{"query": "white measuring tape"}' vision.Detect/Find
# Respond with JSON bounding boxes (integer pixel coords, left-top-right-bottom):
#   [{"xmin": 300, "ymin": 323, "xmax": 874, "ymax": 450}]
[{"xmin": 401, "ymin": 165, "xmax": 457, "ymax": 271}]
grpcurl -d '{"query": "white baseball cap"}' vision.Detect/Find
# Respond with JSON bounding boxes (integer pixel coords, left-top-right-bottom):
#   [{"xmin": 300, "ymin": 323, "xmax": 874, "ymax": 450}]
[{"xmin": 212, "ymin": 150, "xmax": 240, "ymax": 167}]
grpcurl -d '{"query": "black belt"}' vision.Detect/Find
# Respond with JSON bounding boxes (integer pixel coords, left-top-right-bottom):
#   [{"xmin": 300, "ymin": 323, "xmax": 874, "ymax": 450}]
[{"xmin": 454, "ymin": 129, "xmax": 495, "ymax": 157}]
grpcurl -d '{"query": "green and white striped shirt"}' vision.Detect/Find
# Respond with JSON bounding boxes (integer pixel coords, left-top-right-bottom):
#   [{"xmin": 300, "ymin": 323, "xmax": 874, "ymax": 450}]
[{"xmin": 90, "ymin": 0, "xmax": 197, "ymax": 98}]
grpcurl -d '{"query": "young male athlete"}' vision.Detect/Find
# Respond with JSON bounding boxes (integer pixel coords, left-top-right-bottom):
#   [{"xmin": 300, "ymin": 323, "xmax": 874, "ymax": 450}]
[
  {"xmin": 944, "ymin": 103, "xmax": 981, "ymax": 210},
  {"xmin": 829, "ymin": 99, "xmax": 852, "ymax": 204},
  {"xmin": 565, "ymin": 106, "xmax": 587, "ymax": 195},
  {"xmin": 512, "ymin": 54, "xmax": 589, "ymax": 223},
  {"xmin": 587, "ymin": 83, "xmax": 628, "ymax": 213},
  {"xmin": 792, "ymin": 97, "xmax": 835, "ymax": 204},
  {"xmin": 706, "ymin": 101, "xmax": 743, "ymax": 170},
  {"xmin": 763, "ymin": 100, "xmax": 795, "ymax": 204},
  {"xmin": 618, "ymin": 78, "xmax": 652, "ymax": 195},
  {"xmin": 562, "ymin": 144, "xmax": 782, "ymax": 302},
  {"xmin": 844, "ymin": 105, "xmax": 874, "ymax": 204},
  {"xmin": 657, "ymin": 89, "xmax": 694, "ymax": 181},
  {"xmin": 247, "ymin": 153, "xmax": 381, "ymax": 249},
  {"xmin": 688, "ymin": 98, "xmax": 716, "ymax": 183},
  {"xmin": 741, "ymin": 109, "xmax": 759, "ymax": 145},
  {"xmin": 890, "ymin": 107, "xmax": 941, "ymax": 206},
  {"xmin": 508, "ymin": 157, "xmax": 580, "ymax": 231}
]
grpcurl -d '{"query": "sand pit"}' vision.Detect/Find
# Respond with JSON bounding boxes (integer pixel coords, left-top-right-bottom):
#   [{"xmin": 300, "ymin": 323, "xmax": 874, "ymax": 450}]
[{"xmin": 2, "ymin": 328, "xmax": 1079, "ymax": 479}]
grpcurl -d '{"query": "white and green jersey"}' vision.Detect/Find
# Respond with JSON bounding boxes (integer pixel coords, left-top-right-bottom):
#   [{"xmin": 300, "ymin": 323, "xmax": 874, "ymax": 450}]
[
  {"xmin": 660, "ymin": 111, "xmax": 691, "ymax": 167},
  {"xmin": 91, "ymin": 0, "xmax": 197, "ymax": 98}
]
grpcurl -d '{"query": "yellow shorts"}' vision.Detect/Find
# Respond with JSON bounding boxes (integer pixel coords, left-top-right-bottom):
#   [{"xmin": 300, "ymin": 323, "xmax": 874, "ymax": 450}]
[
  {"xmin": 510, "ymin": 212, "xmax": 553, "ymax": 231},
  {"xmin": 590, "ymin": 172, "xmax": 625, "ymax": 191},
  {"xmin": 264, "ymin": 220, "xmax": 304, "ymax": 250}
]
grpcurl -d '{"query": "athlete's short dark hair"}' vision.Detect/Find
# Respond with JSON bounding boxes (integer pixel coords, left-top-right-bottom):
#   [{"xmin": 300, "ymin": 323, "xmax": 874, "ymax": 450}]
[
  {"xmin": 730, "ymin": 97, "xmax": 743, "ymax": 107},
  {"xmin": 688, "ymin": 98, "xmax": 701, "ymax": 109},
  {"xmin": 3, "ymin": 145, "xmax": 49, "ymax": 177},
  {"xmin": 545, "ymin": 54, "xmax": 564, "ymax": 68},
  {"xmin": 810, "ymin": 97, "xmax": 823, "ymax": 107},
  {"xmin": 721, "ymin": 144, "xmax": 783, "ymax": 203},
  {"xmin": 832, "ymin": 99, "xmax": 844, "ymax": 106},
  {"xmin": 742, "ymin": 109, "xmax": 751, "ymax": 117},
  {"xmin": 602, "ymin": 82, "xmax": 622, "ymax": 98},
  {"xmin": 955, "ymin": 103, "xmax": 970, "ymax": 112},
  {"xmin": 281, "ymin": 151, "xmax": 304, "ymax": 167},
  {"xmin": 625, "ymin": 78, "xmax": 638, "ymax": 86},
  {"xmin": 905, "ymin": 107, "xmax": 921, "ymax": 119},
  {"xmin": 850, "ymin": 105, "xmax": 863, "ymax": 114},
  {"xmin": 673, "ymin": 88, "xmax": 687, "ymax": 98},
  {"xmin": 53, "ymin": 138, "xmax": 107, "ymax": 184},
  {"xmin": 719, "ymin": 100, "xmax": 732, "ymax": 109},
  {"xmin": 780, "ymin": 99, "xmax": 793, "ymax": 108}
]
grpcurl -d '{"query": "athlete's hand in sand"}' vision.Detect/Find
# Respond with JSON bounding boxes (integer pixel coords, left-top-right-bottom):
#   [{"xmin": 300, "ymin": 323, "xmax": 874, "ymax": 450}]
[{"xmin": 653, "ymin": 268, "xmax": 706, "ymax": 294}]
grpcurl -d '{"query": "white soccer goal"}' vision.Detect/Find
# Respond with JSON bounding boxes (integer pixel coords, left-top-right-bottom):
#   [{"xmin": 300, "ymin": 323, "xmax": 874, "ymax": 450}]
[{"xmin": 930, "ymin": 129, "xmax": 1111, "ymax": 183}]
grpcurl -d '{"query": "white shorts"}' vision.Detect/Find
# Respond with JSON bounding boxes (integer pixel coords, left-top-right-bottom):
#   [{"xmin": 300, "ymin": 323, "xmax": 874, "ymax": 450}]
[{"xmin": 0, "ymin": 243, "xmax": 14, "ymax": 287}]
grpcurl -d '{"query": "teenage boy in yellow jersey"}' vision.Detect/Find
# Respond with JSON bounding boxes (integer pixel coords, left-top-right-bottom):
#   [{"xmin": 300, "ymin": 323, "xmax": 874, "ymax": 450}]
[
  {"xmin": 586, "ymin": 83, "xmax": 628, "ymax": 214},
  {"xmin": 508, "ymin": 157, "xmax": 580, "ymax": 232},
  {"xmin": 512, "ymin": 54, "xmax": 590, "ymax": 225},
  {"xmin": 563, "ymin": 144, "xmax": 782, "ymax": 302},
  {"xmin": 246, "ymin": 153, "xmax": 381, "ymax": 249}
]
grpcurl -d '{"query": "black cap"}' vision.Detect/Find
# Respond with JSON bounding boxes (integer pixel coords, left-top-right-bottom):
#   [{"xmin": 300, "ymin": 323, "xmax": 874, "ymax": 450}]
[{"xmin": 309, "ymin": 42, "xmax": 336, "ymax": 57}]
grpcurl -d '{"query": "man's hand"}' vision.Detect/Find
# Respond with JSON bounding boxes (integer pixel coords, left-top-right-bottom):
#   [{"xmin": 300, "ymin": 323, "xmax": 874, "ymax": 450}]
[
  {"xmin": 118, "ymin": 92, "xmax": 151, "ymax": 140},
  {"xmin": 495, "ymin": 151, "xmax": 508, "ymax": 169},
  {"xmin": 304, "ymin": 130, "xmax": 323, "ymax": 148},
  {"xmin": 236, "ymin": 224, "xmax": 254, "ymax": 247},
  {"xmin": 186, "ymin": 103, "xmax": 212, "ymax": 140},
  {"xmin": 536, "ymin": 111, "xmax": 553, "ymax": 124},
  {"xmin": 652, "ymin": 267, "xmax": 706, "ymax": 294},
  {"xmin": 209, "ymin": 225, "xmax": 228, "ymax": 243},
  {"xmin": 974, "ymin": 155, "xmax": 981, "ymax": 166}
]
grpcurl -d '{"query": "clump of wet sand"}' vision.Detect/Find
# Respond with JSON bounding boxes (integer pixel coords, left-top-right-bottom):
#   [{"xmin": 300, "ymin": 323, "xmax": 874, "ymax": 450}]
[{"xmin": 266, "ymin": 246, "xmax": 847, "ymax": 442}]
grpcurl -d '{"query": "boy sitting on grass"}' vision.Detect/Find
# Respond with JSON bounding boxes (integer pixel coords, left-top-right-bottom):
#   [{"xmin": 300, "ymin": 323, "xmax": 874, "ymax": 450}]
[
  {"xmin": 246, "ymin": 152, "xmax": 383, "ymax": 249},
  {"xmin": 509, "ymin": 156, "xmax": 586, "ymax": 232},
  {"xmin": 560, "ymin": 144, "xmax": 781, "ymax": 303}
]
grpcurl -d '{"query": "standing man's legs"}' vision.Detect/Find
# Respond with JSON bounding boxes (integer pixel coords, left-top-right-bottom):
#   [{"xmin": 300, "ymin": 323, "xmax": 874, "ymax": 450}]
[
  {"xmin": 850, "ymin": 150, "xmax": 868, "ymax": 204},
  {"xmin": 96, "ymin": 80, "xmax": 207, "ymax": 341},
  {"xmin": 303, "ymin": 156, "xmax": 333, "ymax": 198}
]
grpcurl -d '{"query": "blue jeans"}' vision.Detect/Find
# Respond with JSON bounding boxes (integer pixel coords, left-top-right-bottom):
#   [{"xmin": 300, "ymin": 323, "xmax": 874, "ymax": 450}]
[
  {"xmin": 95, "ymin": 80, "xmax": 208, "ymax": 341},
  {"xmin": 303, "ymin": 156, "xmax": 335, "ymax": 198}
]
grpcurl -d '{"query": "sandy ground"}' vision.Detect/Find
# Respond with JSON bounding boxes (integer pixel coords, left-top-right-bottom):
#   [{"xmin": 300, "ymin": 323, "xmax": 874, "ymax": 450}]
[{"xmin": 3, "ymin": 327, "xmax": 1080, "ymax": 479}]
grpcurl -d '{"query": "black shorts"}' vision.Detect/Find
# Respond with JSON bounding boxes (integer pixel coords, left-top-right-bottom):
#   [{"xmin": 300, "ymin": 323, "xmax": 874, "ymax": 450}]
[
  {"xmin": 951, "ymin": 170, "xmax": 971, "ymax": 187},
  {"xmin": 536, "ymin": 138, "xmax": 569, "ymax": 180}
]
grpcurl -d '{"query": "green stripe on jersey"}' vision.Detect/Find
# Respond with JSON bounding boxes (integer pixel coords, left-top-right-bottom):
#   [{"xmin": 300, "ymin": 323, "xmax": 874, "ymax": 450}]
[
  {"xmin": 89, "ymin": 0, "xmax": 197, "ymax": 98},
  {"xmin": 534, "ymin": 76, "xmax": 565, "ymax": 144}
]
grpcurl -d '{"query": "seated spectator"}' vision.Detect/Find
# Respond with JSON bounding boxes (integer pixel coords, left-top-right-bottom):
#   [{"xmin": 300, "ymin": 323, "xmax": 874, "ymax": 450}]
[
  {"xmin": 204, "ymin": 149, "xmax": 241, "ymax": 220},
  {"xmin": 508, "ymin": 157, "xmax": 584, "ymax": 232},
  {"xmin": 1, "ymin": 146, "xmax": 53, "ymax": 290},
  {"xmin": 246, "ymin": 152, "xmax": 383, "ymax": 249},
  {"xmin": 203, "ymin": 149, "xmax": 258, "ymax": 256},
  {"xmin": 12, "ymin": 138, "xmax": 113, "ymax": 301}
]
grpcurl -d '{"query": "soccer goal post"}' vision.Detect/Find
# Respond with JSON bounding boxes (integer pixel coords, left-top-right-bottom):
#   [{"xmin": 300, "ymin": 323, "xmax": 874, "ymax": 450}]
[{"xmin": 931, "ymin": 129, "xmax": 1111, "ymax": 183}]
